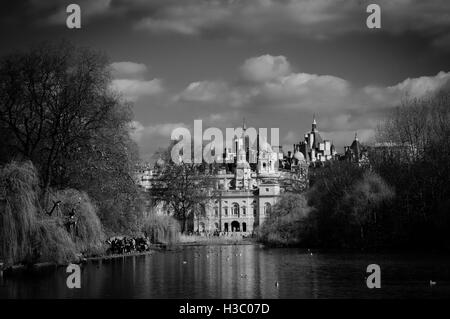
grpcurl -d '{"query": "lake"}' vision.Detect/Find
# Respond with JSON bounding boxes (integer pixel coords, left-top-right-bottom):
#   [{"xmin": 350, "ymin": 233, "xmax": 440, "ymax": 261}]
[{"xmin": 1, "ymin": 244, "xmax": 450, "ymax": 298}]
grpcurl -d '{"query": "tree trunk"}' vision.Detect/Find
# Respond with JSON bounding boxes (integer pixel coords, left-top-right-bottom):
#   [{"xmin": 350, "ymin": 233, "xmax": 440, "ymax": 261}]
[{"xmin": 181, "ymin": 216, "xmax": 186, "ymax": 234}]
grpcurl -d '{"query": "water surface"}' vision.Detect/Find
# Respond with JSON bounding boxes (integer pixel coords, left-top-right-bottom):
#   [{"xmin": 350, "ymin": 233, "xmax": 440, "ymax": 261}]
[{"xmin": 1, "ymin": 244, "xmax": 449, "ymax": 298}]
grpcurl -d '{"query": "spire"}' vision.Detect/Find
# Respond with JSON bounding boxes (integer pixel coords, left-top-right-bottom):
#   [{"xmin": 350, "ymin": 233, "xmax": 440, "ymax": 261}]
[
  {"xmin": 242, "ymin": 117, "xmax": 247, "ymax": 131},
  {"xmin": 312, "ymin": 113, "xmax": 317, "ymax": 132},
  {"xmin": 354, "ymin": 131, "xmax": 358, "ymax": 141}
]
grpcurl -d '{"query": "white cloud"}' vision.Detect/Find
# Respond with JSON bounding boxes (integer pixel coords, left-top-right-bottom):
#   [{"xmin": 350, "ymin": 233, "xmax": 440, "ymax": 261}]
[
  {"xmin": 169, "ymin": 55, "xmax": 450, "ymax": 153},
  {"xmin": 130, "ymin": 121, "xmax": 188, "ymax": 143},
  {"xmin": 176, "ymin": 80, "xmax": 252, "ymax": 108},
  {"xmin": 387, "ymin": 71, "xmax": 450, "ymax": 98},
  {"xmin": 174, "ymin": 55, "xmax": 450, "ymax": 117},
  {"xmin": 240, "ymin": 55, "xmax": 291, "ymax": 82},
  {"xmin": 111, "ymin": 78, "xmax": 163, "ymax": 101},
  {"xmin": 130, "ymin": 121, "xmax": 190, "ymax": 160},
  {"xmin": 110, "ymin": 62, "xmax": 148, "ymax": 78},
  {"xmin": 134, "ymin": 1, "xmax": 230, "ymax": 35},
  {"xmin": 177, "ymin": 81, "xmax": 228, "ymax": 102},
  {"xmin": 257, "ymin": 72, "xmax": 351, "ymax": 111}
]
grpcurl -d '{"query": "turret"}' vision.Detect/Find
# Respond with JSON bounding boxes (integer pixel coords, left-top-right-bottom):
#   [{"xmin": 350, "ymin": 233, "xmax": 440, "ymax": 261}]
[{"xmin": 312, "ymin": 114, "xmax": 317, "ymax": 132}]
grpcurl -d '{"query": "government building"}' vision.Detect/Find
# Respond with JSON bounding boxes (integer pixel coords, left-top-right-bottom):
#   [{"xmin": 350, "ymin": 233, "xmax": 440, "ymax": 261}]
[{"xmin": 137, "ymin": 117, "xmax": 363, "ymax": 235}]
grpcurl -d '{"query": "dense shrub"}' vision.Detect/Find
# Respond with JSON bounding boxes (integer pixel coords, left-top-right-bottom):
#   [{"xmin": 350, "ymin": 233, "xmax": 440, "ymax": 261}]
[
  {"xmin": 258, "ymin": 193, "xmax": 312, "ymax": 247},
  {"xmin": 306, "ymin": 164, "xmax": 394, "ymax": 249}
]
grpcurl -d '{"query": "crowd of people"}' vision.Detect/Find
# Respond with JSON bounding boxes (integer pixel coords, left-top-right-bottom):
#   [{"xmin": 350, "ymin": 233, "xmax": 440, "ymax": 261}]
[{"xmin": 106, "ymin": 236, "xmax": 151, "ymax": 255}]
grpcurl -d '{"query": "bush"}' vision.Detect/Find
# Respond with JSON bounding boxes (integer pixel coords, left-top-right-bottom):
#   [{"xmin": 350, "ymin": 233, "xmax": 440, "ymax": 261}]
[
  {"xmin": 258, "ymin": 193, "xmax": 312, "ymax": 247},
  {"xmin": 142, "ymin": 214, "xmax": 180, "ymax": 245},
  {"xmin": 342, "ymin": 171, "xmax": 395, "ymax": 246},
  {"xmin": 306, "ymin": 163, "xmax": 394, "ymax": 249}
]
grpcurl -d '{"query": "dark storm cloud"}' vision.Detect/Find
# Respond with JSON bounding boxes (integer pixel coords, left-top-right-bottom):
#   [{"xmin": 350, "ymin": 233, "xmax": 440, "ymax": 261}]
[
  {"xmin": 128, "ymin": 0, "xmax": 450, "ymax": 48},
  {"xmin": 6, "ymin": 0, "xmax": 450, "ymax": 48}
]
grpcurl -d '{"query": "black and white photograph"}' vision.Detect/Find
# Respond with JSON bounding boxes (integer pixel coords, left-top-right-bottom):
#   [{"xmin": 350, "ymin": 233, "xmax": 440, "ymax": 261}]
[{"xmin": 0, "ymin": 0, "xmax": 450, "ymax": 307}]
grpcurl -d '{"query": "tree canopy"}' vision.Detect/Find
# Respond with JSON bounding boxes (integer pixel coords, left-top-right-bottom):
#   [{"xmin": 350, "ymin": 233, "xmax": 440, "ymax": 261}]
[{"xmin": 0, "ymin": 41, "xmax": 144, "ymax": 234}]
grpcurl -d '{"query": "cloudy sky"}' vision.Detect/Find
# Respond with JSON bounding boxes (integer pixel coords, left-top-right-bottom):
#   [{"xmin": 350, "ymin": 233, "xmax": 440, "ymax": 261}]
[{"xmin": 2, "ymin": 0, "xmax": 450, "ymax": 161}]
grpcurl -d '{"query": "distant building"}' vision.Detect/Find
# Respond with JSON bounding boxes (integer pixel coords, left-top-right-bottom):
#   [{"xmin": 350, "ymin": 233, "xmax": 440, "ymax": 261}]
[
  {"xmin": 138, "ymin": 120, "xmax": 310, "ymax": 235},
  {"xmin": 291, "ymin": 116, "xmax": 337, "ymax": 165},
  {"xmin": 137, "ymin": 117, "xmax": 374, "ymax": 234},
  {"xmin": 341, "ymin": 132, "xmax": 369, "ymax": 165}
]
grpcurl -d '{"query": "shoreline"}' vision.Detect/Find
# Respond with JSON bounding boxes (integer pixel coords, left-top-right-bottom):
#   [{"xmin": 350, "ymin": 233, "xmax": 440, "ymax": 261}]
[
  {"xmin": 3, "ymin": 240, "xmax": 450, "ymax": 276},
  {"xmin": 0, "ymin": 240, "xmax": 257, "ymax": 275}
]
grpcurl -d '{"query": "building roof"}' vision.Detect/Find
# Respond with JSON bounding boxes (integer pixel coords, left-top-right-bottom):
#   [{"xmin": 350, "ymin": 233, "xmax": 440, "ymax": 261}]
[
  {"xmin": 312, "ymin": 131, "xmax": 323, "ymax": 148},
  {"xmin": 293, "ymin": 151, "xmax": 306, "ymax": 162}
]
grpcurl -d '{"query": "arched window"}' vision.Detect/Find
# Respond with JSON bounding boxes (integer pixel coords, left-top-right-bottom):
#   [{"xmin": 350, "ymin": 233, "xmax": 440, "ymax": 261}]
[
  {"xmin": 232, "ymin": 203, "xmax": 239, "ymax": 216},
  {"xmin": 252, "ymin": 201, "xmax": 257, "ymax": 216},
  {"xmin": 264, "ymin": 202, "xmax": 271, "ymax": 215}
]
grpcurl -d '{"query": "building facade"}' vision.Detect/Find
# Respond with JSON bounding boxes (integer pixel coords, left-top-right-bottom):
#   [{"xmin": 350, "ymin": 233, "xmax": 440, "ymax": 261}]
[{"xmin": 136, "ymin": 117, "xmax": 368, "ymax": 235}]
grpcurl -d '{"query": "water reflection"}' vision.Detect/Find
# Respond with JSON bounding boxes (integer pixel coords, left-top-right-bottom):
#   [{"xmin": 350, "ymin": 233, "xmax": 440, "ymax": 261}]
[{"xmin": 1, "ymin": 245, "xmax": 450, "ymax": 298}]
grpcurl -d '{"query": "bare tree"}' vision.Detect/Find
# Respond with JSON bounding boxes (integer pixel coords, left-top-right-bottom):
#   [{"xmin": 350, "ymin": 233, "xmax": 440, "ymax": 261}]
[
  {"xmin": 149, "ymin": 144, "xmax": 218, "ymax": 233},
  {"xmin": 0, "ymin": 41, "xmax": 118, "ymax": 194}
]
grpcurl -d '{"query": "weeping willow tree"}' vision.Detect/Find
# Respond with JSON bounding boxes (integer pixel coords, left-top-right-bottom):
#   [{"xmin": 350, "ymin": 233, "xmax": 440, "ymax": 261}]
[
  {"xmin": 52, "ymin": 189, "xmax": 105, "ymax": 256},
  {"xmin": 0, "ymin": 161, "xmax": 39, "ymax": 265},
  {"xmin": 0, "ymin": 161, "xmax": 106, "ymax": 266},
  {"xmin": 31, "ymin": 219, "xmax": 77, "ymax": 265},
  {"xmin": 142, "ymin": 215, "xmax": 180, "ymax": 245}
]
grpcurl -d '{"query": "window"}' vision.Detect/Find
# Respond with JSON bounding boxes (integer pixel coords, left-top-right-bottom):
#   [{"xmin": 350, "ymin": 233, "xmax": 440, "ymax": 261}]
[
  {"xmin": 232, "ymin": 203, "xmax": 239, "ymax": 216},
  {"xmin": 264, "ymin": 202, "xmax": 271, "ymax": 215},
  {"xmin": 242, "ymin": 206, "xmax": 246, "ymax": 215},
  {"xmin": 214, "ymin": 207, "xmax": 219, "ymax": 217},
  {"xmin": 224, "ymin": 207, "xmax": 228, "ymax": 216}
]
